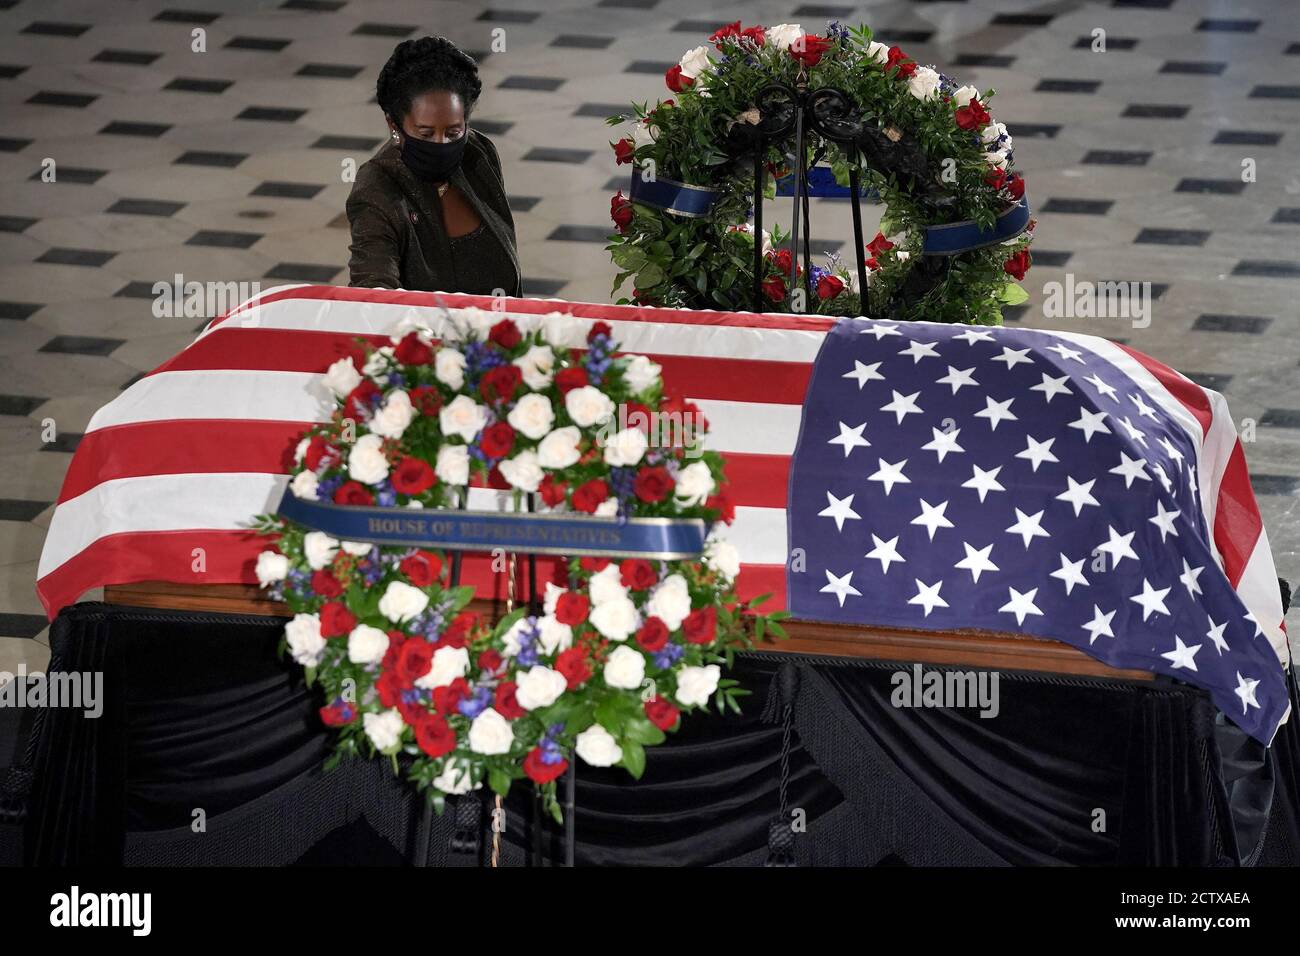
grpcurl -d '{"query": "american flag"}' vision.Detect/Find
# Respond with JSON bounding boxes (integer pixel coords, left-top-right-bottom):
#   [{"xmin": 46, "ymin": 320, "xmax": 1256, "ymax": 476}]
[
  {"xmin": 34, "ymin": 286, "xmax": 1288, "ymax": 741},
  {"xmin": 786, "ymin": 318, "xmax": 1290, "ymax": 744}
]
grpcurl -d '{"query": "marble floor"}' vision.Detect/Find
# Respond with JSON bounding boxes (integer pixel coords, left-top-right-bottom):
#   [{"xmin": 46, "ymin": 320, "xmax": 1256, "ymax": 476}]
[{"xmin": 0, "ymin": 0, "xmax": 1297, "ymax": 676}]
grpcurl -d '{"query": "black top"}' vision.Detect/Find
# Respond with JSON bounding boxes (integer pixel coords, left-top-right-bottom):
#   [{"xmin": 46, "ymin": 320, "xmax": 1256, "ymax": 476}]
[{"xmin": 447, "ymin": 222, "xmax": 516, "ymax": 297}]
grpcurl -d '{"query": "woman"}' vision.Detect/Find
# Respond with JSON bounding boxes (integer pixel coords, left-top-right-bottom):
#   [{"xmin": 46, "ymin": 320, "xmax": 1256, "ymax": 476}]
[{"xmin": 347, "ymin": 36, "xmax": 520, "ymax": 296}]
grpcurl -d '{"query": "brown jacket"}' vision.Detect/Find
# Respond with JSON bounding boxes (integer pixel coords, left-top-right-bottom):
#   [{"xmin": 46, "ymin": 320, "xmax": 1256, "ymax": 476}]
[{"xmin": 346, "ymin": 130, "xmax": 521, "ymax": 295}]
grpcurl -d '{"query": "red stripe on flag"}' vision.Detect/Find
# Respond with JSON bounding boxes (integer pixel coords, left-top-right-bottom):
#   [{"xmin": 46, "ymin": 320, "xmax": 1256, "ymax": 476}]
[{"xmin": 1114, "ymin": 342, "xmax": 1213, "ymax": 437}]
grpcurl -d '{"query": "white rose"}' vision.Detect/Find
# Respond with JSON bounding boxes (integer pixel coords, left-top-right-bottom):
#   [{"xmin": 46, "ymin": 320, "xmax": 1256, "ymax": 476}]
[
  {"xmin": 866, "ymin": 39, "xmax": 890, "ymax": 64},
  {"xmin": 347, "ymin": 624, "xmax": 390, "ymax": 665},
  {"xmin": 389, "ymin": 313, "xmax": 435, "ymax": 341},
  {"xmin": 435, "ymin": 347, "xmax": 466, "ymax": 389},
  {"xmin": 501, "ymin": 616, "xmax": 531, "ymax": 657},
  {"xmin": 631, "ymin": 120, "xmax": 657, "ymax": 148},
  {"xmin": 436, "ymin": 444, "xmax": 469, "ymax": 485},
  {"xmin": 363, "ymin": 346, "xmax": 394, "ymax": 381},
  {"xmin": 647, "ymin": 574, "xmax": 691, "ymax": 630},
  {"xmin": 340, "ymin": 540, "xmax": 372, "ymax": 556},
  {"xmin": 766, "ymin": 23, "xmax": 803, "ymax": 50},
  {"xmin": 363, "ymin": 709, "xmax": 405, "ymax": 752},
  {"xmin": 513, "ymin": 344, "xmax": 555, "ymax": 390},
  {"xmin": 348, "ymin": 433, "xmax": 389, "ymax": 485},
  {"xmin": 622, "ymin": 354, "xmax": 662, "ymax": 394},
  {"xmin": 565, "ymin": 386, "xmax": 615, "ymax": 428},
  {"xmin": 603, "ymin": 427, "xmax": 648, "ymax": 467},
  {"xmin": 284, "ymin": 613, "xmax": 325, "ymax": 666},
  {"xmin": 323, "ymin": 357, "xmax": 361, "ymax": 396},
  {"xmin": 453, "ymin": 306, "xmax": 497, "ymax": 341},
  {"xmin": 433, "ymin": 759, "xmax": 479, "ymax": 795},
  {"xmin": 678, "ymin": 45, "xmax": 712, "ymax": 79},
  {"xmin": 953, "ymin": 84, "xmax": 980, "ymax": 108},
  {"xmin": 594, "ymin": 498, "xmax": 619, "ymax": 517},
  {"xmin": 675, "ymin": 664, "xmax": 721, "ymax": 707},
  {"xmin": 255, "ymin": 550, "xmax": 289, "ymax": 585},
  {"xmin": 302, "ymin": 530, "xmax": 339, "ymax": 570},
  {"xmin": 468, "ymin": 708, "xmax": 514, "ymax": 755},
  {"xmin": 377, "ymin": 580, "xmax": 429, "ymax": 623},
  {"xmin": 542, "ymin": 313, "xmax": 584, "ymax": 349},
  {"xmin": 704, "ymin": 536, "xmax": 741, "ymax": 582},
  {"xmin": 542, "ymin": 583, "xmax": 565, "ymax": 617},
  {"xmin": 674, "ymin": 461, "xmax": 716, "ymax": 506},
  {"xmin": 440, "ymin": 394, "xmax": 487, "ymax": 442},
  {"xmin": 417, "ymin": 644, "xmax": 470, "ymax": 690},
  {"xmin": 369, "ymin": 389, "xmax": 415, "ymax": 439},
  {"xmin": 507, "ymin": 393, "xmax": 555, "ymax": 440},
  {"xmin": 499, "ymin": 450, "xmax": 543, "ymax": 492},
  {"xmin": 289, "ymin": 469, "xmax": 319, "ymax": 501},
  {"xmin": 514, "ymin": 665, "xmax": 568, "ymax": 710},
  {"xmin": 590, "ymin": 596, "xmax": 640, "ymax": 642},
  {"xmin": 588, "ymin": 564, "xmax": 628, "ymax": 606},
  {"xmin": 293, "ymin": 436, "xmax": 310, "ymax": 464},
  {"xmin": 603, "ymin": 644, "xmax": 646, "ymax": 689},
  {"xmin": 537, "ymin": 425, "xmax": 582, "ymax": 469},
  {"xmin": 536, "ymin": 614, "xmax": 573, "ymax": 655},
  {"xmin": 983, "ymin": 149, "xmax": 1009, "ymax": 169},
  {"xmin": 908, "ymin": 66, "xmax": 941, "ymax": 101},
  {"xmin": 982, "ymin": 121, "xmax": 1008, "ymax": 145},
  {"xmin": 575, "ymin": 724, "xmax": 623, "ymax": 767}
]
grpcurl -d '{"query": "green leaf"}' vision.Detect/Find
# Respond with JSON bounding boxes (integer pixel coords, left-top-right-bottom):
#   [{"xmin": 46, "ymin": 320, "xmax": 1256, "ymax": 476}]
[
  {"xmin": 620, "ymin": 740, "xmax": 647, "ymax": 779},
  {"xmin": 489, "ymin": 767, "xmax": 513, "ymax": 796},
  {"xmin": 636, "ymin": 263, "xmax": 666, "ymax": 288},
  {"xmin": 623, "ymin": 715, "xmax": 667, "ymax": 746},
  {"xmin": 304, "ymin": 665, "xmax": 316, "ymax": 689},
  {"xmin": 996, "ymin": 283, "xmax": 1029, "ymax": 306}
]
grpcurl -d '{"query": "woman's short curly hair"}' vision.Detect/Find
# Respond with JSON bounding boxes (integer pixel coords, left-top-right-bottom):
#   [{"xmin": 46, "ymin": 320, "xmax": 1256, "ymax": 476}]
[{"xmin": 376, "ymin": 36, "xmax": 482, "ymax": 123}]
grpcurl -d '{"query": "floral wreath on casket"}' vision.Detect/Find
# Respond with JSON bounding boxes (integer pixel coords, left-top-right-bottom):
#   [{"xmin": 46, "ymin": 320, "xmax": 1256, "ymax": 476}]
[
  {"xmin": 607, "ymin": 20, "xmax": 1034, "ymax": 324},
  {"xmin": 252, "ymin": 307, "xmax": 789, "ymax": 819}
]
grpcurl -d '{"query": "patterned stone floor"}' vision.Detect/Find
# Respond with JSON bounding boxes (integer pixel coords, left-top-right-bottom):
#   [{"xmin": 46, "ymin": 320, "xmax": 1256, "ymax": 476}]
[{"xmin": 1, "ymin": 0, "xmax": 1298, "ymax": 676}]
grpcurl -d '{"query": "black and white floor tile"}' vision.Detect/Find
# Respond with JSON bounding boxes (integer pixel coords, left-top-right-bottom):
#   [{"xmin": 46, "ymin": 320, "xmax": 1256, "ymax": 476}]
[{"xmin": 1, "ymin": 0, "xmax": 1298, "ymax": 674}]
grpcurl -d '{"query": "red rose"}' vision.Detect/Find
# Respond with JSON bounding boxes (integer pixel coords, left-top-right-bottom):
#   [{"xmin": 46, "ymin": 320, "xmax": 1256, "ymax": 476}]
[
  {"xmin": 376, "ymin": 670, "xmax": 402, "ymax": 708},
  {"xmin": 399, "ymin": 550, "xmax": 442, "ymax": 587},
  {"xmin": 408, "ymin": 385, "xmax": 442, "ymax": 417},
  {"xmin": 319, "ymin": 701, "xmax": 357, "ymax": 727},
  {"xmin": 333, "ymin": 480, "xmax": 374, "ymax": 506},
  {"xmin": 709, "ymin": 20, "xmax": 741, "ymax": 45},
  {"xmin": 955, "ymin": 98, "xmax": 990, "ymax": 131},
  {"xmin": 494, "ymin": 681, "xmax": 527, "ymax": 719},
  {"xmin": 769, "ymin": 248, "xmax": 793, "ymax": 274},
  {"xmin": 623, "ymin": 402, "xmax": 653, "ymax": 433},
  {"xmin": 433, "ymin": 677, "xmax": 470, "ymax": 715},
  {"xmin": 1004, "ymin": 249, "xmax": 1031, "ymax": 281},
  {"xmin": 555, "ymin": 646, "xmax": 593, "ymax": 689},
  {"xmin": 382, "ymin": 631, "xmax": 405, "ymax": 670},
  {"xmin": 620, "ymin": 558, "xmax": 657, "ymax": 591},
  {"xmin": 610, "ymin": 190, "xmax": 634, "ymax": 232},
  {"xmin": 343, "ymin": 379, "xmax": 381, "ymax": 422},
  {"xmin": 790, "ymin": 34, "xmax": 832, "ymax": 68},
  {"xmin": 396, "ymin": 639, "xmax": 434, "ymax": 685},
  {"xmin": 440, "ymin": 612, "xmax": 478, "ymax": 648},
  {"xmin": 886, "ymin": 46, "xmax": 916, "ymax": 79},
  {"xmin": 555, "ymin": 366, "xmax": 589, "ymax": 394},
  {"xmin": 635, "ymin": 616, "xmax": 670, "ymax": 652},
  {"xmin": 488, "ymin": 318, "xmax": 521, "ymax": 349},
  {"xmin": 739, "ymin": 25, "xmax": 766, "ymax": 46},
  {"xmin": 634, "ymin": 465, "xmax": 674, "ymax": 503},
  {"xmin": 682, "ymin": 605, "xmax": 717, "ymax": 645},
  {"xmin": 1006, "ymin": 175, "xmax": 1025, "ymax": 200},
  {"xmin": 762, "ymin": 274, "xmax": 786, "ymax": 302},
  {"xmin": 611, "ymin": 138, "xmax": 635, "ymax": 165},
  {"xmin": 303, "ymin": 434, "xmax": 339, "ymax": 471},
  {"xmin": 524, "ymin": 748, "xmax": 568, "ymax": 784},
  {"xmin": 867, "ymin": 231, "xmax": 895, "ymax": 258},
  {"xmin": 311, "ymin": 569, "xmax": 343, "ymax": 598},
  {"xmin": 587, "ymin": 321, "xmax": 612, "ymax": 343},
  {"xmin": 571, "ymin": 478, "xmax": 610, "ymax": 514},
  {"xmin": 705, "ymin": 489, "xmax": 735, "ymax": 524},
  {"xmin": 580, "ymin": 556, "xmax": 611, "ymax": 573},
  {"xmin": 644, "ymin": 696, "xmax": 680, "ymax": 731},
  {"xmin": 665, "ymin": 64, "xmax": 694, "ymax": 93},
  {"xmin": 538, "ymin": 473, "xmax": 568, "ymax": 507},
  {"xmin": 985, "ymin": 168, "xmax": 1008, "ymax": 191},
  {"xmin": 478, "ymin": 648, "xmax": 503, "ymax": 673},
  {"xmin": 480, "ymin": 364, "xmax": 522, "ymax": 403},
  {"xmin": 318, "ymin": 602, "xmax": 356, "ymax": 638},
  {"xmin": 816, "ymin": 273, "xmax": 845, "ymax": 301},
  {"xmin": 556, "ymin": 591, "xmax": 591, "ymax": 626},
  {"xmin": 865, "ymin": 255, "xmax": 879, "ymax": 271},
  {"xmin": 391, "ymin": 455, "xmax": 436, "ymax": 495},
  {"xmin": 414, "ymin": 712, "xmax": 456, "ymax": 758},
  {"xmin": 393, "ymin": 331, "xmax": 434, "ymax": 366},
  {"xmin": 479, "ymin": 421, "xmax": 516, "ymax": 459}
]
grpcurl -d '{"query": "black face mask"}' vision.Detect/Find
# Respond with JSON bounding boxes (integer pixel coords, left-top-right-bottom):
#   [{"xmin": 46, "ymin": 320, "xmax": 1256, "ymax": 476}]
[{"xmin": 397, "ymin": 133, "xmax": 467, "ymax": 183}]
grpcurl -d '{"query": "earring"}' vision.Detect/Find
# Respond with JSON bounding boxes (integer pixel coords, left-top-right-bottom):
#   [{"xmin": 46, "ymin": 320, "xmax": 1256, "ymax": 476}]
[{"xmin": 391, "ymin": 131, "xmax": 400, "ymax": 143}]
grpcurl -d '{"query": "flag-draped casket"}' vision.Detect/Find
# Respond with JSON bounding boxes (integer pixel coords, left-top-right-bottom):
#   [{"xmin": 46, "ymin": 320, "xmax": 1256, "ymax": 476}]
[{"xmin": 35, "ymin": 285, "xmax": 1291, "ymax": 744}]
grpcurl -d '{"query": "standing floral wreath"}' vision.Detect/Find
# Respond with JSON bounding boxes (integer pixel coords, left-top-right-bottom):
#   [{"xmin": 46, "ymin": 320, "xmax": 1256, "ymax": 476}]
[
  {"xmin": 251, "ymin": 307, "xmax": 788, "ymax": 819},
  {"xmin": 607, "ymin": 20, "xmax": 1034, "ymax": 324}
]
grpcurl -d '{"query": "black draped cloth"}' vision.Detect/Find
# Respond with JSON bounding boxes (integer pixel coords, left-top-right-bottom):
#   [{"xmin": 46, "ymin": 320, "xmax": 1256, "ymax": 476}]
[{"xmin": 8, "ymin": 602, "xmax": 1299, "ymax": 866}]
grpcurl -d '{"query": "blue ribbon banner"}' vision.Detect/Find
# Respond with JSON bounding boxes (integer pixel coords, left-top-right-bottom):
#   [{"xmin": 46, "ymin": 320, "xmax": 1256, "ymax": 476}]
[
  {"xmin": 628, "ymin": 173, "xmax": 724, "ymax": 218},
  {"xmin": 277, "ymin": 491, "xmax": 708, "ymax": 560},
  {"xmin": 775, "ymin": 165, "xmax": 880, "ymax": 201},
  {"xmin": 921, "ymin": 199, "xmax": 1031, "ymax": 256}
]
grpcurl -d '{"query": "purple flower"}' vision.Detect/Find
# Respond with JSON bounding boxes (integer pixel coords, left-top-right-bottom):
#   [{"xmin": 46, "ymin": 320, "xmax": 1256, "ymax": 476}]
[
  {"xmin": 458, "ymin": 685, "xmax": 494, "ymax": 719},
  {"xmin": 653, "ymin": 643, "xmax": 685, "ymax": 669}
]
